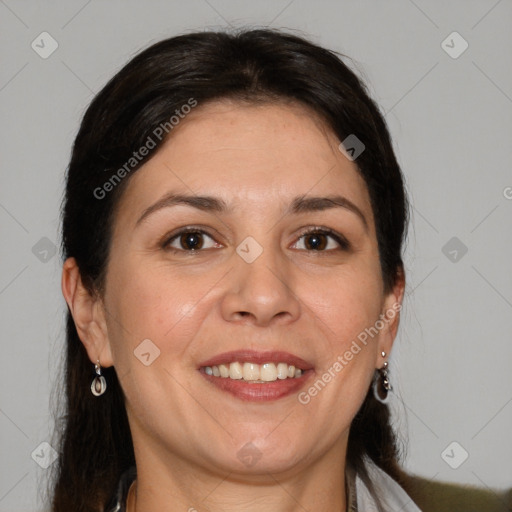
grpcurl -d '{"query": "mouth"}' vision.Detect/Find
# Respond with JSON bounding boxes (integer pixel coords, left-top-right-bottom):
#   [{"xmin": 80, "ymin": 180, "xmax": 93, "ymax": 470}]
[{"xmin": 198, "ymin": 349, "xmax": 314, "ymax": 402}]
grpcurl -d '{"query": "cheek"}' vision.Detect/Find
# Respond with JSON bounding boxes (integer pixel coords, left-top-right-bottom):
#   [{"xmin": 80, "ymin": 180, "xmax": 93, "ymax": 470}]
[
  {"xmin": 296, "ymin": 271, "xmax": 382, "ymax": 432},
  {"xmin": 104, "ymin": 260, "xmax": 220, "ymax": 363},
  {"xmin": 304, "ymin": 267, "xmax": 383, "ymax": 348},
  {"xmin": 104, "ymin": 264, "xmax": 213, "ymax": 415}
]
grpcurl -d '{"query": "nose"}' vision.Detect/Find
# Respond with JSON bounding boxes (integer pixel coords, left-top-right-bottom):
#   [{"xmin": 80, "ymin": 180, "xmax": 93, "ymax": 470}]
[{"xmin": 220, "ymin": 240, "xmax": 301, "ymax": 327}]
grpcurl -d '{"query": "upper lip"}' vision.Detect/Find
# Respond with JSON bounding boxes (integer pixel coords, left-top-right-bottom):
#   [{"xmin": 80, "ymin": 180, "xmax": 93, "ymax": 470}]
[{"xmin": 198, "ymin": 350, "xmax": 314, "ymax": 371}]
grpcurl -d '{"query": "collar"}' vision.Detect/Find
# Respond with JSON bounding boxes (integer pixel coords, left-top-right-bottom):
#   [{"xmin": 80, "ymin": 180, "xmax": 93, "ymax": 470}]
[{"xmin": 355, "ymin": 457, "xmax": 422, "ymax": 511}]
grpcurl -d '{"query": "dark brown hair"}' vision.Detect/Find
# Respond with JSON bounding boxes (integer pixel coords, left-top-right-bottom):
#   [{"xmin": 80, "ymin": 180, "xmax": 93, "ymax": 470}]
[{"xmin": 49, "ymin": 27, "xmax": 410, "ymax": 511}]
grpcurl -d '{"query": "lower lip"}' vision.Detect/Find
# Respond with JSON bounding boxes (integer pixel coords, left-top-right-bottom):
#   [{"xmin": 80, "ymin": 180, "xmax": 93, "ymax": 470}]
[{"xmin": 199, "ymin": 369, "xmax": 314, "ymax": 402}]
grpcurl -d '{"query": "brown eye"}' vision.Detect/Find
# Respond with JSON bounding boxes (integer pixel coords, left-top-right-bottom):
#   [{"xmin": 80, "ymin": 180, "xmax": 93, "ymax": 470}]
[
  {"xmin": 165, "ymin": 229, "xmax": 219, "ymax": 252},
  {"xmin": 293, "ymin": 228, "xmax": 350, "ymax": 252},
  {"xmin": 304, "ymin": 233, "xmax": 328, "ymax": 250},
  {"xmin": 179, "ymin": 232, "xmax": 204, "ymax": 250}
]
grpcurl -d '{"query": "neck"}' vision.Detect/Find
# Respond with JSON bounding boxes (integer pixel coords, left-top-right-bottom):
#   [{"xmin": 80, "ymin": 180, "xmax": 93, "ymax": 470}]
[
  {"xmin": 126, "ymin": 439, "xmax": 349, "ymax": 512},
  {"xmin": 127, "ymin": 480, "xmax": 137, "ymax": 512}
]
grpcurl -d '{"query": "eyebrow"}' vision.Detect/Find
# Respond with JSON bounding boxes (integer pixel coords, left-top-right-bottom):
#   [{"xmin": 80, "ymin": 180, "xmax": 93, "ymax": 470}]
[{"xmin": 135, "ymin": 192, "xmax": 368, "ymax": 230}]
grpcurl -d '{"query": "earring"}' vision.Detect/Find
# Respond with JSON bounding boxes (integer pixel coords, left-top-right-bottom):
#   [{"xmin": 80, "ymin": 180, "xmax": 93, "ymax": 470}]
[
  {"xmin": 373, "ymin": 351, "xmax": 391, "ymax": 404},
  {"xmin": 91, "ymin": 359, "xmax": 107, "ymax": 396}
]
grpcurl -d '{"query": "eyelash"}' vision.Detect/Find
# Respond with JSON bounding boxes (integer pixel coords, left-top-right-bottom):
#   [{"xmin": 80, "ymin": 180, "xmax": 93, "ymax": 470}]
[{"xmin": 162, "ymin": 226, "xmax": 350, "ymax": 254}]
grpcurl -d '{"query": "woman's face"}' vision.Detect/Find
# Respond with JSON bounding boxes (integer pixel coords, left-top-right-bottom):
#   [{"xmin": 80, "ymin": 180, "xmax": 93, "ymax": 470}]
[{"xmin": 83, "ymin": 101, "xmax": 403, "ymax": 476}]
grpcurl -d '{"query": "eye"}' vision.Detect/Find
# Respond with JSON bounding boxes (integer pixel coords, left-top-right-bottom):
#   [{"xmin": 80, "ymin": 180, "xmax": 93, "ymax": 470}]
[
  {"xmin": 292, "ymin": 228, "xmax": 350, "ymax": 252},
  {"xmin": 164, "ymin": 228, "xmax": 220, "ymax": 252},
  {"xmin": 162, "ymin": 226, "xmax": 349, "ymax": 253}
]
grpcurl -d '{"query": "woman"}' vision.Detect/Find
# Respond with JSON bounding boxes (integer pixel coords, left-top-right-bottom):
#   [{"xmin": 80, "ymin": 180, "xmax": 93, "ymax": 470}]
[{"xmin": 50, "ymin": 28, "xmax": 507, "ymax": 512}]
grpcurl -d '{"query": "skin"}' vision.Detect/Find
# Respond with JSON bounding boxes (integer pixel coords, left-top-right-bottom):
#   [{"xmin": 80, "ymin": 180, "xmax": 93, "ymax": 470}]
[{"xmin": 62, "ymin": 100, "xmax": 405, "ymax": 512}]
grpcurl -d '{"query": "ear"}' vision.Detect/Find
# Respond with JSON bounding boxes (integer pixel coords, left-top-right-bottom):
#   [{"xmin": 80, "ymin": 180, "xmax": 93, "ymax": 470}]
[
  {"xmin": 61, "ymin": 257, "xmax": 114, "ymax": 368},
  {"xmin": 375, "ymin": 268, "xmax": 405, "ymax": 367}
]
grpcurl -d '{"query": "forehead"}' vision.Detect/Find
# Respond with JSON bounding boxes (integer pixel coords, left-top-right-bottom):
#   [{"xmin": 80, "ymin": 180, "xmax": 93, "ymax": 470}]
[
  {"xmin": 115, "ymin": 100, "xmax": 374, "ymax": 227},
  {"xmin": 162, "ymin": 99, "xmax": 344, "ymax": 171}
]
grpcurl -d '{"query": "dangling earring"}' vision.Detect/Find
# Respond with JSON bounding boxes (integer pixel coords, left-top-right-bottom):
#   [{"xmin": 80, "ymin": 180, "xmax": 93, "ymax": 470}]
[
  {"xmin": 373, "ymin": 351, "xmax": 391, "ymax": 404},
  {"xmin": 91, "ymin": 359, "xmax": 107, "ymax": 396}
]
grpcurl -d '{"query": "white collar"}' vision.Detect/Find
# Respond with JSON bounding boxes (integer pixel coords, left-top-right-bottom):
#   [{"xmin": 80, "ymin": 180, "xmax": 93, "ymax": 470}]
[{"xmin": 356, "ymin": 457, "xmax": 422, "ymax": 511}]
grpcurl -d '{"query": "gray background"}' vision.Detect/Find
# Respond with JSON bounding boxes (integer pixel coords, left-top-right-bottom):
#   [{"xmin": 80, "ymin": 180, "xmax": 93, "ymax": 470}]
[{"xmin": 1, "ymin": 1, "xmax": 511, "ymax": 510}]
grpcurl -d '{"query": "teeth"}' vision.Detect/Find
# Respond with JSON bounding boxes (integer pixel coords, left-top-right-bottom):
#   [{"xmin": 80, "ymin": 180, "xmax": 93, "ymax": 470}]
[
  {"xmin": 243, "ymin": 362, "xmax": 260, "ymax": 381},
  {"xmin": 229, "ymin": 362, "xmax": 243, "ymax": 380},
  {"xmin": 203, "ymin": 362, "xmax": 304, "ymax": 382},
  {"xmin": 261, "ymin": 363, "xmax": 277, "ymax": 381},
  {"xmin": 277, "ymin": 362, "xmax": 288, "ymax": 379}
]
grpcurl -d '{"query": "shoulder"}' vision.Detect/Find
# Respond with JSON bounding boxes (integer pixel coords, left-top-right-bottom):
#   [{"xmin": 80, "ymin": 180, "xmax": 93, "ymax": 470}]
[{"xmin": 404, "ymin": 474, "xmax": 512, "ymax": 512}]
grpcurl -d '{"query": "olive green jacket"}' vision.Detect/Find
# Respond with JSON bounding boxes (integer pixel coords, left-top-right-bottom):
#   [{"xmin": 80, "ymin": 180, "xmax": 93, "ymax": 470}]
[
  {"xmin": 345, "ymin": 460, "xmax": 512, "ymax": 512},
  {"xmin": 406, "ymin": 474, "xmax": 512, "ymax": 512}
]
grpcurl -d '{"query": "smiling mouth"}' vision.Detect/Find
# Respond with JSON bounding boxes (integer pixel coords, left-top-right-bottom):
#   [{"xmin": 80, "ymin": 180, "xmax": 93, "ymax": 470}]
[
  {"xmin": 200, "ymin": 361, "xmax": 304, "ymax": 382},
  {"xmin": 198, "ymin": 364, "xmax": 313, "ymax": 402},
  {"xmin": 197, "ymin": 349, "xmax": 314, "ymax": 400}
]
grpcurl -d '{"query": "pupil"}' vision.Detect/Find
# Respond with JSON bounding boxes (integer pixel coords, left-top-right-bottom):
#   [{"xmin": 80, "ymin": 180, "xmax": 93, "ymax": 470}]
[
  {"xmin": 182, "ymin": 232, "xmax": 202, "ymax": 250},
  {"xmin": 306, "ymin": 234, "xmax": 326, "ymax": 250}
]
